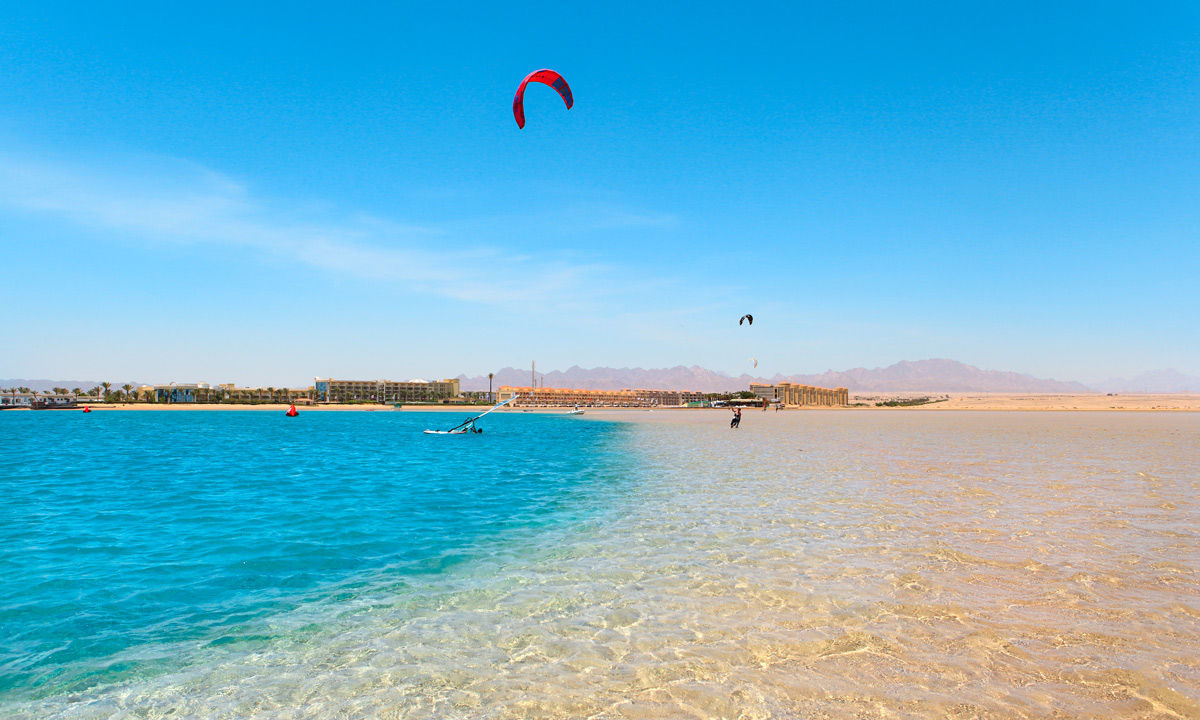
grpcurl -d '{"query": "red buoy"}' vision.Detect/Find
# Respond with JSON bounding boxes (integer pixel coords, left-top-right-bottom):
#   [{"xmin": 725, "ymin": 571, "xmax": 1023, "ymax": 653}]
[
  {"xmin": 83, "ymin": 406, "xmax": 92, "ymax": 413},
  {"xmin": 286, "ymin": 404, "xmax": 298, "ymax": 417}
]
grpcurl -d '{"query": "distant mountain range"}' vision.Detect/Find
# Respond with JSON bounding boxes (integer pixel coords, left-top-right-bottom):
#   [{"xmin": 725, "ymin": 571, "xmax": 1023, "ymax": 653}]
[
  {"xmin": 1093, "ymin": 369, "xmax": 1200, "ymax": 394},
  {"xmin": 0, "ymin": 379, "xmax": 132, "ymax": 393},
  {"xmin": 7, "ymin": 361, "xmax": 1199, "ymax": 395},
  {"xmin": 780, "ymin": 359, "xmax": 1092, "ymax": 393},
  {"xmin": 457, "ymin": 360, "xmax": 1200, "ymax": 394}
]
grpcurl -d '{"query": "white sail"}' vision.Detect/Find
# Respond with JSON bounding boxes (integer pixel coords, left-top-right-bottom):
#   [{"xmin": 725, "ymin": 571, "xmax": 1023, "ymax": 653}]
[
  {"xmin": 427, "ymin": 395, "xmax": 519, "ymax": 434},
  {"xmin": 468, "ymin": 394, "xmax": 519, "ymax": 422}
]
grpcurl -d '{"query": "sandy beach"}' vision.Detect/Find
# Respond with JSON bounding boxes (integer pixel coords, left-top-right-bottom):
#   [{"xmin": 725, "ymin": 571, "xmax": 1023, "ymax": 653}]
[{"xmin": 57, "ymin": 393, "xmax": 1200, "ymax": 414}]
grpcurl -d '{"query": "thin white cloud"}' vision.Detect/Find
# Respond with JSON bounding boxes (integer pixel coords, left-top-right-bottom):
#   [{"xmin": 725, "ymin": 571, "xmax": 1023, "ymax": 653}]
[{"xmin": 0, "ymin": 153, "xmax": 640, "ymax": 305}]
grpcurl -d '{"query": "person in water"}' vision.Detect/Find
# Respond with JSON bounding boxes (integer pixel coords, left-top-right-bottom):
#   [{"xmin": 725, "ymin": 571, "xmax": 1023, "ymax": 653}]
[{"xmin": 730, "ymin": 407, "xmax": 742, "ymax": 429}]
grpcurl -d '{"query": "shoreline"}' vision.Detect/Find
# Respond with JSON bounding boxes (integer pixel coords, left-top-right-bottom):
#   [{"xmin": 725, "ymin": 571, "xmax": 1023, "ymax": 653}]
[{"xmin": 11, "ymin": 392, "xmax": 1197, "ymax": 413}]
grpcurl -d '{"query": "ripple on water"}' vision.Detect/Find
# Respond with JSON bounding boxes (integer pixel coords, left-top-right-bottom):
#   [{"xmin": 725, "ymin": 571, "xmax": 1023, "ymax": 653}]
[{"xmin": 3, "ymin": 410, "xmax": 1200, "ymax": 719}]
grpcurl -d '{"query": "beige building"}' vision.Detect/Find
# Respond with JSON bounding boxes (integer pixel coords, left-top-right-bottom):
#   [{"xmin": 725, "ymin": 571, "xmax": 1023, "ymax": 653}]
[
  {"xmin": 135, "ymin": 383, "xmax": 312, "ymax": 403},
  {"xmin": 750, "ymin": 382, "xmax": 849, "ymax": 407},
  {"xmin": 496, "ymin": 386, "xmax": 704, "ymax": 408},
  {"xmin": 314, "ymin": 378, "xmax": 460, "ymax": 403}
]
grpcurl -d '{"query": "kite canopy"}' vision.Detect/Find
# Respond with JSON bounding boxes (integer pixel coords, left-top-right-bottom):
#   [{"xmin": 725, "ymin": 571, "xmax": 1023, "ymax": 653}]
[
  {"xmin": 513, "ymin": 69, "xmax": 573, "ymax": 129},
  {"xmin": 751, "ymin": 358, "xmax": 758, "ymax": 369},
  {"xmin": 739, "ymin": 314, "xmax": 754, "ymax": 326}
]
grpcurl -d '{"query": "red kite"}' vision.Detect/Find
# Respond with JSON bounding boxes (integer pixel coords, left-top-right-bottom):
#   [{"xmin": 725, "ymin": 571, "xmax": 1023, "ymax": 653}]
[{"xmin": 513, "ymin": 69, "xmax": 573, "ymax": 129}]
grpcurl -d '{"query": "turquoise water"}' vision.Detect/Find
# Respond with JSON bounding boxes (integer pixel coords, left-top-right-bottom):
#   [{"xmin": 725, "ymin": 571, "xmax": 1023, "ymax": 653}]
[{"xmin": 0, "ymin": 410, "xmax": 632, "ymax": 704}]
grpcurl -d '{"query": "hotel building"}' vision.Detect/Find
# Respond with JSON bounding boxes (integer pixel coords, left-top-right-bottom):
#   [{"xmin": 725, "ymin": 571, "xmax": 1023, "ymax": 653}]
[
  {"xmin": 749, "ymin": 382, "xmax": 849, "ymax": 407},
  {"xmin": 496, "ymin": 386, "xmax": 705, "ymax": 408},
  {"xmin": 0, "ymin": 393, "xmax": 35, "ymax": 409},
  {"xmin": 135, "ymin": 383, "xmax": 313, "ymax": 403},
  {"xmin": 313, "ymin": 378, "xmax": 461, "ymax": 403}
]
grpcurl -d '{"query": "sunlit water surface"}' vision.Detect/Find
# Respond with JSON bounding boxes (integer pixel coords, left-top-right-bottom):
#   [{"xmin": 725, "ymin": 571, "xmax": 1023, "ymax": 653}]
[{"xmin": 2, "ymin": 410, "xmax": 1197, "ymax": 719}]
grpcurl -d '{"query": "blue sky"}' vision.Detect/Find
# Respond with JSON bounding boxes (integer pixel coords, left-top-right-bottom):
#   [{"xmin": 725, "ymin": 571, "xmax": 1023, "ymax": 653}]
[{"xmin": 1, "ymin": 2, "xmax": 1197, "ymax": 386}]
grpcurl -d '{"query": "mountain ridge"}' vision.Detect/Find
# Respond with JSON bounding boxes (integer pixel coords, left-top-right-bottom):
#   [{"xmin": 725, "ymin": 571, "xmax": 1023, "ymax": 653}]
[
  {"xmin": 1093, "ymin": 368, "xmax": 1200, "ymax": 394},
  {"xmin": 458, "ymin": 359, "xmax": 1093, "ymax": 393},
  {"xmin": 0, "ymin": 379, "xmax": 133, "ymax": 393},
  {"xmin": 9, "ymin": 363, "xmax": 1197, "ymax": 395}
]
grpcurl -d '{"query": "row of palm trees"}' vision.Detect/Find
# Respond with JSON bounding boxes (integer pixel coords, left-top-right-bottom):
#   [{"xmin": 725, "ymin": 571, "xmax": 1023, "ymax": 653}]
[{"xmin": 3, "ymin": 383, "xmax": 136, "ymax": 403}]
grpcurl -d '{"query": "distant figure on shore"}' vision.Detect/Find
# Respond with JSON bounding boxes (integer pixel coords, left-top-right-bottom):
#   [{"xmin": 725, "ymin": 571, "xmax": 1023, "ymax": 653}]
[
  {"xmin": 286, "ymin": 404, "xmax": 298, "ymax": 417},
  {"xmin": 730, "ymin": 407, "xmax": 742, "ymax": 429}
]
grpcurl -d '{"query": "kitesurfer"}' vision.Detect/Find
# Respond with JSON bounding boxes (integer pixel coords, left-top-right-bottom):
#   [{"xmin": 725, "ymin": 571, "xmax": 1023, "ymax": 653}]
[{"xmin": 730, "ymin": 407, "xmax": 742, "ymax": 429}]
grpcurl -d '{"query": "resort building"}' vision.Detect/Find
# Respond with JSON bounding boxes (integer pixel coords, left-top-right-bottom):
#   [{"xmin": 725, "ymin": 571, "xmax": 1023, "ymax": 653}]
[
  {"xmin": 0, "ymin": 393, "xmax": 79, "ymax": 409},
  {"xmin": 32, "ymin": 395, "xmax": 78, "ymax": 409},
  {"xmin": 0, "ymin": 393, "xmax": 35, "ymax": 409},
  {"xmin": 313, "ymin": 378, "xmax": 461, "ymax": 403},
  {"xmin": 135, "ymin": 383, "xmax": 313, "ymax": 404},
  {"xmin": 140, "ymin": 383, "xmax": 212, "ymax": 403},
  {"xmin": 749, "ymin": 382, "xmax": 849, "ymax": 407},
  {"xmin": 496, "ymin": 386, "xmax": 705, "ymax": 408}
]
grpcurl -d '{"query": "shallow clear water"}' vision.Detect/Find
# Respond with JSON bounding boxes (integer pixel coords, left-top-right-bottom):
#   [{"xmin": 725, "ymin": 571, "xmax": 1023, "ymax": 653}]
[
  {"xmin": 0, "ymin": 411, "xmax": 633, "ymax": 705},
  {"xmin": 2, "ymin": 410, "xmax": 1198, "ymax": 719}
]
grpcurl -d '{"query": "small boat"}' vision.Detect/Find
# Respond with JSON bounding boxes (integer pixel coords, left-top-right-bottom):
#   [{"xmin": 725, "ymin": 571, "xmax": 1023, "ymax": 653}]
[{"xmin": 567, "ymin": 405, "xmax": 584, "ymax": 415}]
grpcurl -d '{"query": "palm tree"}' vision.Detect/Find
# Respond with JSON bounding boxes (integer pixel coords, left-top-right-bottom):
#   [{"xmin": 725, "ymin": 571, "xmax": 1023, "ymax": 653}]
[
  {"xmin": 101, "ymin": 382, "xmax": 112, "ymax": 401},
  {"xmin": 488, "ymin": 373, "xmax": 494, "ymax": 403},
  {"xmin": 122, "ymin": 384, "xmax": 133, "ymax": 402},
  {"xmin": 73, "ymin": 388, "xmax": 83, "ymax": 397},
  {"xmin": 88, "ymin": 386, "xmax": 101, "ymax": 397}
]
